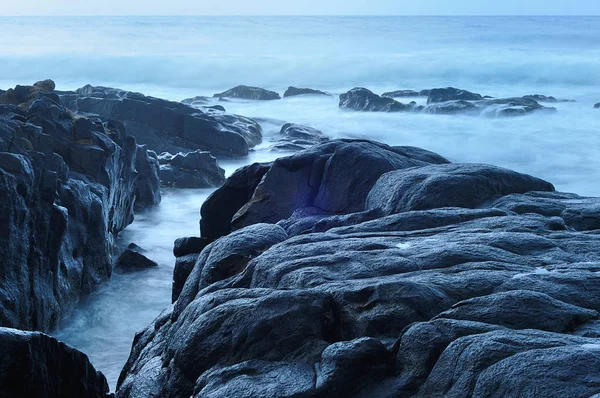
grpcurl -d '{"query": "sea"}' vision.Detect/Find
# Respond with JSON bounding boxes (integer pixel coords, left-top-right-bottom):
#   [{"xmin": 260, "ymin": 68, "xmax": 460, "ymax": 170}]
[{"xmin": 1, "ymin": 16, "xmax": 598, "ymax": 389}]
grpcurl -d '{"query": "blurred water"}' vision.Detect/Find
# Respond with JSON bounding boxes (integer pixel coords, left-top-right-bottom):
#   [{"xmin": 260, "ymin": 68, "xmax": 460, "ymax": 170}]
[{"xmin": 7, "ymin": 15, "xmax": 594, "ymax": 390}]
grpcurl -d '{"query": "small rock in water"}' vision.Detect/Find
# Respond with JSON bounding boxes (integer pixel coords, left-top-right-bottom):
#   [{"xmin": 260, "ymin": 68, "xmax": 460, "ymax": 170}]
[
  {"xmin": 427, "ymin": 87, "xmax": 484, "ymax": 103},
  {"xmin": 283, "ymin": 86, "xmax": 329, "ymax": 97},
  {"xmin": 159, "ymin": 150, "xmax": 225, "ymax": 188},
  {"xmin": 381, "ymin": 89, "xmax": 422, "ymax": 98},
  {"xmin": 115, "ymin": 244, "xmax": 158, "ymax": 272},
  {"xmin": 594, "ymin": 103, "xmax": 600, "ymax": 109},
  {"xmin": 339, "ymin": 87, "xmax": 415, "ymax": 112},
  {"xmin": 213, "ymin": 85, "xmax": 281, "ymax": 100}
]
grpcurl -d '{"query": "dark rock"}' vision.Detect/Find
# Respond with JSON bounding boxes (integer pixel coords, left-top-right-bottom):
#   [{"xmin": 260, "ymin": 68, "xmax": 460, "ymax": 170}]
[
  {"xmin": 427, "ymin": 87, "xmax": 484, "ymax": 103},
  {"xmin": 0, "ymin": 79, "xmax": 56, "ymax": 106},
  {"xmin": 595, "ymin": 103, "xmax": 600, "ymax": 109},
  {"xmin": 381, "ymin": 89, "xmax": 421, "ymax": 98},
  {"xmin": 60, "ymin": 85, "xmax": 262, "ymax": 156},
  {"xmin": 117, "ymin": 140, "xmax": 600, "ymax": 398},
  {"xmin": 424, "ymin": 99, "xmax": 479, "ymax": 115},
  {"xmin": 173, "ymin": 237, "xmax": 214, "ymax": 257},
  {"xmin": 213, "ymin": 85, "xmax": 281, "ymax": 100},
  {"xmin": 523, "ymin": 94, "xmax": 573, "ymax": 103},
  {"xmin": 115, "ymin": 244, "xmax": 158, "ymax": 272},
  {"xmin": 133, "ymin": 145, "xmax": 161, "ymax": 210},
  {"xmin": 0, "ymin": 327, "xmax": 110, "ymax": 397},
  {"xmin": 271, "ymin": 123, "xmax": 328, "ymax": 151},
  {"xmin": 33, "ymin": 79, "xmax": 56, "ymax": 92},
  {"xmin": 181, "ymin": 96, "xmax": 211, "ymax": 106},
  {"xmin": 283, "ymin": 86, "xmax": 329, "ymax": 97},
  {"xmin": 339, "ymin": 87, "xmax": 414, "ymax": 112},
  {"xmin": 0, "ymin": 86, "xmax": 160, "ymax": 331},
  {"xmin": 172, "ymin": 237, "xmax": 215, "ymax": 302},
  {"xmin": 159, "ymin": 150, "xmax": 225, "ymax": 188},
  {"xmin": 419, "ymin": 89, "xmax": 431, "ymax": 96}
]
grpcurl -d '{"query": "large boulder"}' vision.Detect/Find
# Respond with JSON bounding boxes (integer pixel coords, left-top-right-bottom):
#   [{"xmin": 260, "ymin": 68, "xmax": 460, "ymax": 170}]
[
  {"xmin": 214, "ymin": 85, "xmax": 281, "ymax": 100},
  {"xmin": 427, "ymin": 87, "xmax": 484, "ymax": 103},
  {"xmin": 117, "ymin": 139, "xmax": 600, "ymax": 397},
  {"xmin": 283, "ymin": 86, "xmax": 329, "ymax": 97},
  {"xmin": 159, "ymin": 150, "xmax": 225, "ymax": 188},
  {"xmin": 60, "ymin": 85, "xmax": 262, "ymax": 156},
  {"xmin": 339, "ymin": 87, "xmax": 415, "ymax": 112},
  {"xmin": 200, "ymin": 140, "xmax": 449, "ymax": 238},
  {"xmin": 0, "ymin": 327, "xmax": 110, "ymax": 397},
  {"xmin": 0, "ymin": 83, "xmax": 160, "ymax": 331}
]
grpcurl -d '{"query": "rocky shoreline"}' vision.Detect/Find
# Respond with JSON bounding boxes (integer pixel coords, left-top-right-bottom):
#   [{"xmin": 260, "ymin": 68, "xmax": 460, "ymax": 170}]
[{"xmin": 1, "ymin": 80, "xmax": 600, "ymax": 397}]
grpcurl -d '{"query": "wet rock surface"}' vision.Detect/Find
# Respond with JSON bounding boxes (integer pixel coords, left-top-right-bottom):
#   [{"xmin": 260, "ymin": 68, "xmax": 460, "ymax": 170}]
[
  {"xmin": 159, "ymin": 150, "xmax": 225, "ymax": 188},
  {"xmin": 0, "ymin": 327, "xmax": 111, "ymax": 398},
  {"xmin": 214, "ymin": 85, "xmax": 281, "ymax": 100},
  {"xmin": 283, "ymin": 86, "xmax": 330, "ymax": 97},
  {"xmin": 339, "ymin": 87, "xmax": 416, "ymax": 112},
  {"xmin": 595, "ymin": 102, "xmax": 600, "ymax": 109},
  {"xmin": 60, "ymin": 85, "xmax": 262, "ymax": 156},
  {"xmin": 270, "ymin": 123, "xmax": 329, "ymax": 151},
  {"xmin": 116, "ymin": 140, "xmax": 600, "ymax": 397},
  {"xmin": 115, "ymin": 244, "xmax": 158, "ymax": 272},
  {"xmin": 0, "ymin": 81, "xmax": 161, "ymax": 331}
]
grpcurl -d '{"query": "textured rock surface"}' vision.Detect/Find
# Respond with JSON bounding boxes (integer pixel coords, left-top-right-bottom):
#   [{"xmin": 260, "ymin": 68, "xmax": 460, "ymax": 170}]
[
  {"xmin": 60, "ymin": 85, "xmax": 262, "ymax": 156},
  {"xmin": 595, "ymin": 102, "xmax": 600, "ymax": 109},
  {"xmin": 117, "ymin": 140, "xmax": 600, "ymax": 397},
  {"xmin": 214, "ymin": 85, "xmax": 281, "ymax": 100},
  {"xmin": 339, "ymin": 87, "xmax": 415, "ymax": 112},
  {"xmin": 0, "ymin": 327, "xmax": 110, "ymax": 397},
  {"xmin": 159, "ymin": 150, "xmax": 225, "ymax": 188},
  {"xmin": 270, "ymin": 123, "xmax": 329, "ymax": 151},
  {"xmin": 283, "ymin": 86, "xmax": 329, "ymax": 97},
  {"xmin": 115, "ymin": 244, "xmax": 158, "ymax": 272},
  {"xmin": 0, "ymin": 82, "xmax": 160, "ymax": 331},
  {"xmin": 382, "ymin": 89, "xmax": 422, "ymax": 98},
  {"xmin": 427, "ymin": 87, "xmax": 484, "ymax": 103}
]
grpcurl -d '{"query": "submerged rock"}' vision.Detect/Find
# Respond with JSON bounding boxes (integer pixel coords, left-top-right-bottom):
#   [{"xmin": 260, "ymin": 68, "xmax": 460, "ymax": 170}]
[
  {"xmin": 0, "ymin": 84, "xmax": 160, "ymax": 331},
  {"xmin": 159, "ymin": 150, "xmax": 225, "ymax": 188},
  {"xmin": 339, "ymin": 87, "xmax": 415, "ymax": 112},
  {"xmin": 523, "ymin": 94, "xmax": 574, "ymax": 103},
  {"xmin": 283, "ymin": 86, "xmax": 330, "ymax": 97},
  {"xmin": 60, "ymin": 85, "xmax": 262, "ymax": 156},
  {"xmin": 117, "ymin": 139, "xmax": 600, "ymax": 398},
  {"xmin": 0, "ymin": 327, "xmax": 110, "ymax": 397},
  {"xmin": 214, "ymin": 85, "xmax": 281, "ymax": 100},
  {"xmin": 595, "ymin": 103, "xmax": 600, "ymax": 109}
]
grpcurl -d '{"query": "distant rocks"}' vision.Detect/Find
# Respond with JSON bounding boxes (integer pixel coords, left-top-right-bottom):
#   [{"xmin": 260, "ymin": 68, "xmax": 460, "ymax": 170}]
[
  {"xmin": 115, "ymin": 243, "xmax": 158, "ymax": 272},
  {"xmin": 0, "ymin": 327, "xmax": 110, "ymax": 397},
  {"xmin": 283, "ymin": 86, "xmax": 329, "ymax": 97},
  {"xmin": 595, "ymin": 102, "xmax": 600, "ymax": 109},
  {"xmin": 382, "ymin": 89, "xmax": 420, "ymax": 98},
  {"xmin": 0, "ymin": 81, "xmax": 161, "ymax": 331},
  {"xmin": 339, "ymin": 87, "xmax": 416, "ymax": 112},
  {"xmin": 60, "ymin": 85, "xmax": 262, "ymax": 157},
  {"xmin": 159, "ymin": 150, "xmax": 225, "ymax": 189},
  {"xmin": 270, "ymin": 123, "xmax": 329, "ymax": 151},
  {"xmin": 117, "ymin": 139, "xmax": 600, "ymax": 398},
  {"xmin": 214, "ymin": 85, "xmax": 281, "ymax": 100},
  {"xmin": 427, "ymin": 87, "xmax": 484, "ymax": 103},
  {"xmin": 523, "ymin": 94, "xmax": 574, "ymax": 103}
]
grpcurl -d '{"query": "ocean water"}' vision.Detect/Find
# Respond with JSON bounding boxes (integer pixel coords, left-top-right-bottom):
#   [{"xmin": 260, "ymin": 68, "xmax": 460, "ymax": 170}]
[{"xmin": 1, "ymin": 16, "xmax": 598, "ymax": 390}]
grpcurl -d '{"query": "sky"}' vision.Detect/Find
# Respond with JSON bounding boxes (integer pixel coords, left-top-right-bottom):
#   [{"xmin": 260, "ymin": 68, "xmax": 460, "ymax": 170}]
[{"xmin": 1, "ymin": 0, "xmax": 599, "ymax": 16}]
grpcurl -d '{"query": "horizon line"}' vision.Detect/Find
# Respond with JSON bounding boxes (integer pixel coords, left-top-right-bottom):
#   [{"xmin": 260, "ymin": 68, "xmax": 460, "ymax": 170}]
[{"xmin": 1, "ymin": 14, "xmax": 599, "ymax": 17}]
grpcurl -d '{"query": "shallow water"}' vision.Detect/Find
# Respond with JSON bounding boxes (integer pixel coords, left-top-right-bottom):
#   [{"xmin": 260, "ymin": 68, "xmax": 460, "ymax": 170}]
[{"xmin": 4, "ymin": 15, "xmax": 593, "ymax": 390}]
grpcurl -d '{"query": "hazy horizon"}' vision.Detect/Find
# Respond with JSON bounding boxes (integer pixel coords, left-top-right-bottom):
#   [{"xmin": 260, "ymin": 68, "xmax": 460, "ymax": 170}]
[{"xmin": 2, "ymin": 0, "xmax": 600, "ymax": 16}]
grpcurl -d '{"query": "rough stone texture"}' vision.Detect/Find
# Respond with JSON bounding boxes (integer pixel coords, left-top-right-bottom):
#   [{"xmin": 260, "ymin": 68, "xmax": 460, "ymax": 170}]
[
  {"xmin": 339, "ymin": 87, "xmax": 415, "ymax": 112},
  {"xmin": 134, "ymin": 145, "xmax": 161, "ymax": 210},
  {"xmin": 270, "ymin": 123, "xmax": 329, "ymax": 151},
  {"xmin": 0, "ymin": 327, "xmax": 110, "ymax": 397},
  {"xmin": 117, "ymin": 140, "xmax": 600, "ymax": 397},
  {"xmin": 159, "ymin": 150, "xmax": 225, "ymax": 189},
  {"xmin": 214, "ymin": 85, "xmax": 281, "ymax": 100},
  {"xmin": 523, "ymin": 94, "xmax": 574, "ymax": 103},
  {"xmin": 0, "ymin": 82, "xmax": 160, "ymax": 331},
  {"xmin": 60, "ymin": 85, "xmax": 262, "ymax": 156},
  {"xmin": 283, "ymin": 86, "xmax": 330, "ymax": 97},
  {"xmin": 382, "ymin": 89, "xmax": 422, "ymax": 98},
  {"xmin": 115, "ymin": 244, "xmax": 158, "ymax": 272},
  {"xmin": 427, "ymin": 87, "xmax": 484, "ymax": 103}
]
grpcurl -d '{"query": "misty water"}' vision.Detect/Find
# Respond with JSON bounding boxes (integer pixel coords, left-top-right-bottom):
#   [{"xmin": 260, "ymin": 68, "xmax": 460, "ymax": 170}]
[{"xmin": 1, "ymin": 16, "xmax": 598, "ymax": 389}]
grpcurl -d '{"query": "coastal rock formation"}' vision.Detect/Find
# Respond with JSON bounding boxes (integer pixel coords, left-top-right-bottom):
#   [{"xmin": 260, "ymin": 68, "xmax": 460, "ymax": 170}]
[
  {"xmin": 60, "ymin": 85, "xmax": 262, "ymax": 156},
  {"xmin": 270, "ymin": 123, "xmax": 329, "ymax": 151},
  {"xmin": 0, "ymin": 327, "xmax": 110, "ymax": 397},
  {"xmin": 115, "ymin": 244, "xmax": 158, "ymax": 272},
  {"xmin": 159, "ymin": 150, "xmax": 225, "ymax": 189},
  {"xmin": 283, "ymin": 86, "xmax": 330, "ymax": 97},
  {"xmin": 339, "ymin": 87, "xmax": 416, "ymax": 112},
  {"xmin": 523, "ymin": 94, "xmax": 574, "ymax": 103},
  {"xmin": 133, "ymin": 145, "xmax": 161, "ymax": 210},
  {"xmin": 340, "ymin": 87, "xmax": 556, "ymax": 116},
  {"xmin": 214, "ymin": 85, "xmax": 281, "ymax": 100},
  {"xmin": 117, "ymin": 140, "xmax": 600, "ymax": 398},
  {"xmin": 595, "ymin": 103, "xmax": 600, "ymax": 109},
  {"xmin": 0, "ymin": 81, "xmax": 160, "ymax": 331},
  {"xmin": 382, "ymin": 89, "xmax": 421, "ymax": 98}
]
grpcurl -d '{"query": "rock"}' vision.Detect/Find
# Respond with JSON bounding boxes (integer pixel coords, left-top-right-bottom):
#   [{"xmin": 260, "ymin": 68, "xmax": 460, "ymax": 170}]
[
  {"xmin": 595, "ymin": 103, "xmax": 600, "ymax": 109},
  {"xmin": 0, "ymin": 85, "xmax": 160, "ymax": 331},
  {"xmin": 523, "ymin": 94, "xmax": 573, "ymax": 103},
  {"xmin": 0, "ymin": 327, "xmax": 110, "ymax": 397},
  {"xmin": 427, "ymin": 87, "xmax": 484, "ymax": 103},
  {"xmin": 201, "ymin": 140, "xmax": 449, "ymax": 238},
  {"xmin": 283, "ymin": 86, "xmax": 329, "ymax": 97},
  {"xmin": 173, "ymin": 237, "xmax": 214, "ymax": 257},
  {"xmin": 159, "ymin": 150, "xmax": 225, "ymax": 188},
  {"xmin": 117, "ymin": 141, "xmax": 600, "ymax": 398},
  {"xmin": 270, "ymin": 123, "xmax": 328, "ymax": 151},
  {"xmin": 213, "ymin": 85, "xmax": 281, "ymax": 100},
  {"xmin": 60, "ymin": 85, "xmax": 262, "ymax": 156},
  {"xmin": 381, "ymin": 89, "xmax": 421, "ymax": 98},
  {"xmin": 0, "ymin": 79, "xmax": 56, "ymax": 106},
  {"xmin": 424, "ymin": 99, "xmax": 479, "ymax": 115},
  {"xmin": 172, "ymin": 237, "xmax": 214, "ymax": 302},
  {"xmin": 134, "ymin": 145, "xmax": 161, "ymax": 210},
  {"xmin": 33, "ymin": 79, "xmax": 56, "ymax": 92},
  {"xmin": 181, "ymin": 96, "xmax": 211, "ymax": 106},
  {"xmin": 115, "ymin": 244, "xmax": 158, "ymax": 272},
  {"xmin": 479, "ymin": 96, "xmax": 556, "ymax": 116},
  {"xmin": 366, "ymin": 163, "xmax": 555, "ymax": 215},
  {"xmin": 339, "ymin": 87, "xmax": 414, "ymax": 112}
]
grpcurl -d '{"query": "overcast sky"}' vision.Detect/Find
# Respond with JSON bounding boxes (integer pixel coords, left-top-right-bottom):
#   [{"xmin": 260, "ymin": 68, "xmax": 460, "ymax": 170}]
[{"xmin": 2, "ymin": 0, "xmax": 600, "ymax": 16}]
